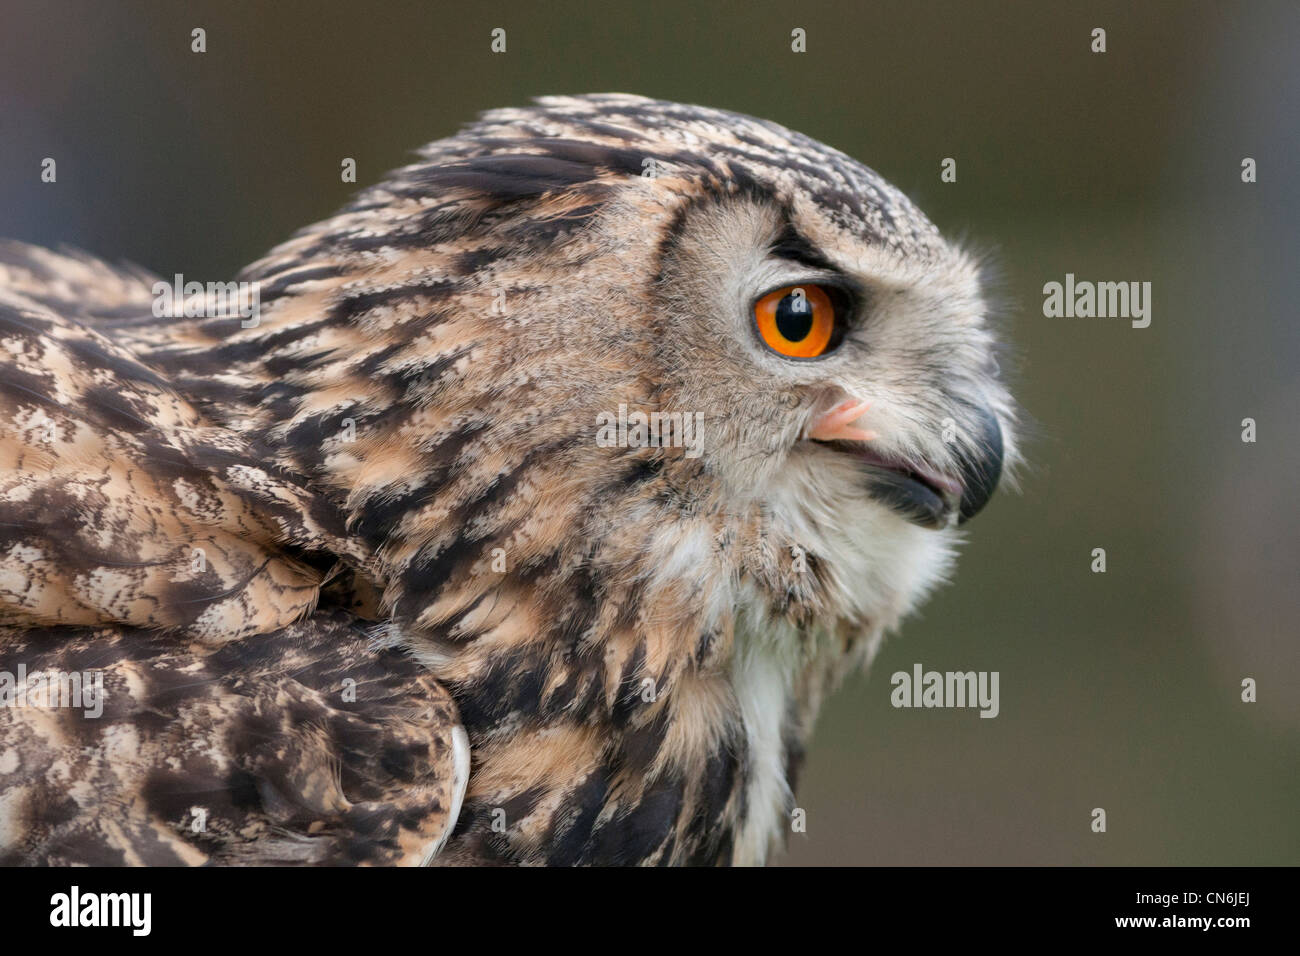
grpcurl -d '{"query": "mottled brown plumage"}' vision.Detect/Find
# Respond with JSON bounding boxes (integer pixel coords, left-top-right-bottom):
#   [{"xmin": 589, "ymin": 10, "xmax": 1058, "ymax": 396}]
[
  {"xmin": 0, "ymin": 612, "xmax": 462, "ymax": 865},
  {"xmin": 0, "ymin": 94, "xmax": 1015, "ymax": 865}
]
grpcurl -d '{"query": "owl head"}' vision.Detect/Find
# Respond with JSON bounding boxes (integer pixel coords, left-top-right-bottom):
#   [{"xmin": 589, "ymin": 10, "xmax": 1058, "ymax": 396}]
[{"xmin": 175, "ymin": 93, "xmax": 1015, "ymax": 696}]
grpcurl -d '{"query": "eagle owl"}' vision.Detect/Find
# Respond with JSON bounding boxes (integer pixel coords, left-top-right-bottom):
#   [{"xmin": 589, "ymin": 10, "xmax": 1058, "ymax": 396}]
[{"xmin": 0, "ymin": 94, "xmax": 1014, "ymax": 866}]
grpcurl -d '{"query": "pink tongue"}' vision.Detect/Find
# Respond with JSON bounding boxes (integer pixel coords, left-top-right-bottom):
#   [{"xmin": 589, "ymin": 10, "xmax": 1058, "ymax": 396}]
[
  {"xmin": 852, "ymin": 447, "xmax": 962, "ymax": 498},
  {"xmin": 915, "ymin": 467, "xmax": 963, "ymax": 499}
]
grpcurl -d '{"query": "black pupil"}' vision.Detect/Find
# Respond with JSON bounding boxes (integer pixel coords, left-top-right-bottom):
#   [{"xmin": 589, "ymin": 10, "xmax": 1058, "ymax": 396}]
[{"xmin": 775, "ymin": 293, "xmax": 813, "ymax": 342}]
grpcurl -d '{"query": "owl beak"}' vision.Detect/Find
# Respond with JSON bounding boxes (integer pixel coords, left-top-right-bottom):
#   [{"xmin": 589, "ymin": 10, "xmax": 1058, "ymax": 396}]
[
  {"xmin": 806, "ymin": 399, "xmax": 1004, "ymax": 528},
  {"xmin": 804, "ymin": 398, "xmax": 878, "ymax": 442},
  {"xmin": 954, "ymin": 406, "xmax": 1004, "ymax": 524}
]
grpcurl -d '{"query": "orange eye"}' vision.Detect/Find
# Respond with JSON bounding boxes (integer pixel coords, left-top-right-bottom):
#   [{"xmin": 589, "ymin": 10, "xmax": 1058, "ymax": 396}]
[{"xmin": 754, "ymin": 284, "xmax": 838, "ymax": 358}]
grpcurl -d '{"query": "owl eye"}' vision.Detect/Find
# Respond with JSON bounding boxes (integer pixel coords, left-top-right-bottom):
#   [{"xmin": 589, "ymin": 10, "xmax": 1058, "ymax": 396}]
[{"xmin": 753, "ymin": 284, "xmax": 843, "ymax": 359}]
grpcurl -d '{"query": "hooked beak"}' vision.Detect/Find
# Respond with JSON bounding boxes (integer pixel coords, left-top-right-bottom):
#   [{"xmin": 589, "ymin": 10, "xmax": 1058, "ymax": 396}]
[
  {"xmin": 954, "ymin": 406, "xmax": 1003, "ymax": 524},
  {"xmin": 806, "ymin": 399, "xmax": 1004, "ymax": 528}
]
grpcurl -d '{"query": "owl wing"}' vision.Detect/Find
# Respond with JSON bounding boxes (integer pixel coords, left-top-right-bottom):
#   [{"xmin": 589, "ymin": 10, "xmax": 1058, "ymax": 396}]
[
  {"xmin": 0, "ymin": 246, "xmax": 468, "ymax": 864},
  {"xmin": 0, "ymin": 240, "xmax": 159, "ymax": 322},
  {"xmin": 0, "ymin": 611, "xmax": 469, "ymax": 865},
  {"xmin": 0, "ymin": 258, "xmax": 376, "ymax": 641}
]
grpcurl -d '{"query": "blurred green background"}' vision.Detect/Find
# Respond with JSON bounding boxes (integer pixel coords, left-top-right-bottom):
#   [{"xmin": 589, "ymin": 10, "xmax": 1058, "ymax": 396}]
[{"xmin": 2, "ymin": 0, "xmax": 1295, "ymax": 864}]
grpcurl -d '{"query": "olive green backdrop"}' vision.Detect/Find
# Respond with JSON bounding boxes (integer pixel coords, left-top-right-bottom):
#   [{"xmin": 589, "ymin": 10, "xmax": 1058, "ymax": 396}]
[{"xmin": 2, "ymin": 0, "xmax": 1295, "ymax": 864}]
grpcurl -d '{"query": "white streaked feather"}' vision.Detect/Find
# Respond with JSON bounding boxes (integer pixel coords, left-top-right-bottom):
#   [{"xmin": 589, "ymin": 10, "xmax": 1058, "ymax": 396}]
[{"xmin": 423, "ymin": 724, "xmax": 471, "ymax": 865}]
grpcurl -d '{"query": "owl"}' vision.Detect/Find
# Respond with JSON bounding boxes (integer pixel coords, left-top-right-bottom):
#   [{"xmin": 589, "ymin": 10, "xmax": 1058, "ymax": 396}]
[{"xmin": 0, "ymin": 94, "xmax": 1015, "ymax": 866}]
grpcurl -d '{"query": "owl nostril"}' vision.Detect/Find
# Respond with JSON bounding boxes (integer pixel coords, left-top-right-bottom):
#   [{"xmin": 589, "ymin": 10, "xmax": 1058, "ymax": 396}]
[{"xmin": 956, "ymin": 408, "xmax": 1004, "ymax": 523}]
